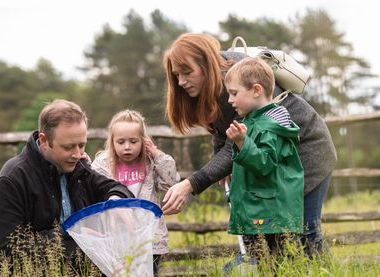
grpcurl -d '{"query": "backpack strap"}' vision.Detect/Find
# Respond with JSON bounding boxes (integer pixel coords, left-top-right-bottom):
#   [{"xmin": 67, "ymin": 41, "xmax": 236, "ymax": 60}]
[
  {"xmin": 230, "ymin": 36, "xmax": 248, "ymax": 53},
  {"xmin": 272, "ymin": 90, "xmax": 291, "ymax": 104}
]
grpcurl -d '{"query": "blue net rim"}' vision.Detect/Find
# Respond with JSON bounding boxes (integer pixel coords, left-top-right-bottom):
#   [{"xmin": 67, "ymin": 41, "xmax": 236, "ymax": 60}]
[{"xmin": 63, "ymin": 198, "xmax": 162, "ymax": 231}]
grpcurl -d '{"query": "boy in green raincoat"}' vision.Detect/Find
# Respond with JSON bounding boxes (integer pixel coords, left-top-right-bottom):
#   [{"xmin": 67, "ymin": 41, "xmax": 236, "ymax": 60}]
[{"xmin": 225, "ymin": 57, "xmax": 304, "ymax": 258}]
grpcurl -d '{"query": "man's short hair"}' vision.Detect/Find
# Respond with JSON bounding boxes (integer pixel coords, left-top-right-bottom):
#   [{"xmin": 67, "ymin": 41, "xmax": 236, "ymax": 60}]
[{"xmin": 38, "ymin": 99, "xmax": 88, "ymax": 141}]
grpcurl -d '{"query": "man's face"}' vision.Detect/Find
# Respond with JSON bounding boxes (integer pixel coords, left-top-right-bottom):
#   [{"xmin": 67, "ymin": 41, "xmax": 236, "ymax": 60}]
[{"xmin": 39, "ymin": 121, "xmax": 87, "ymax": 173}]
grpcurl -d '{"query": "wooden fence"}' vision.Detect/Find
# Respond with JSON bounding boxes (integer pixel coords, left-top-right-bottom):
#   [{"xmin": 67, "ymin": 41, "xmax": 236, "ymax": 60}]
[
  {"xmin": 1, "ymin": 111, "xmax": 380, "ymax": 263},
  {"xmin": 1, "ymin": 111, "xmax": 380, "ymax": 178}
]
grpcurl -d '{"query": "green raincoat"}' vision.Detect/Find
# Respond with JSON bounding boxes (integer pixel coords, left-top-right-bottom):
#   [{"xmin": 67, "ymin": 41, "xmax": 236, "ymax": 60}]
[{"xmin": 228, "ymin": 103, "xmax": 304, "ymax": 235}]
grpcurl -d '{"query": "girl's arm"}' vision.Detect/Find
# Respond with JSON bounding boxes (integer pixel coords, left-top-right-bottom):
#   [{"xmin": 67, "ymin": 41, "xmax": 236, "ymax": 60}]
[
  {"xmin": 152, "ymin": 152, "xmax": 179, "ymax": 193},
  {"xmin": 144, "ymin": 138, "xmax": 179, "ymax": 192}
]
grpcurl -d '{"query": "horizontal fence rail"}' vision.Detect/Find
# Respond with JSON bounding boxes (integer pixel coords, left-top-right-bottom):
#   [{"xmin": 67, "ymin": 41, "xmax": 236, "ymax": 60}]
[
  {"xmin": 0, "ymin": 126, "xmax": 210, "ymax": 145},
  {"xmin": 1, "ymin": 111, "xmax": 380, "ymax": 145},
  {"xmin": 324, "ymin": 110, "xmax": 380, "ymax": 127},
  {"xmin": 166, "ymin": 211, "xmax": 380, "ymax": 234},
  {"xmin": 1, "ymin": 112, "xmax": 380, "ymax": 179},
  {"xmin": 332, "ymin": 168, "xmax": 380, "ymax": 178},
  {"xmin": 178, "ymin": 168, "xmax": 380, "ymax": 179}
]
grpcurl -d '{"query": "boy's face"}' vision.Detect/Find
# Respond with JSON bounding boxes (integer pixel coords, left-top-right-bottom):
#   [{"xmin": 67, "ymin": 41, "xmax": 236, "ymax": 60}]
[{"xmin": 226, "ymin": 75, "xmax": 261, "ymax": 117}]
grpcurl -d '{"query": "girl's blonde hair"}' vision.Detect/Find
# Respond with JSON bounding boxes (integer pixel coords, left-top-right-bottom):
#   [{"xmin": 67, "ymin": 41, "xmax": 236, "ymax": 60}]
[
  {"xmin": 163, "ymin": 33, "xmax": 232, "ymax": 134},
  {"xmin": 104, "ymin": 109, "xmax": 149, "ymax": 178}
]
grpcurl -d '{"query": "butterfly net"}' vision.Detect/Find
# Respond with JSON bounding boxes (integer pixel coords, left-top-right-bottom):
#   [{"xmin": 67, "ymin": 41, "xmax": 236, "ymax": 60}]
[{"xmin": 63, "ymin": 198, "xmax": 162, "ymax": 276}]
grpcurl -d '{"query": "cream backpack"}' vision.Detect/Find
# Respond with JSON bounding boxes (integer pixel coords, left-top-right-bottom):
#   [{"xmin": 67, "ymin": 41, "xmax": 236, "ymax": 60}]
[{"xmin": 228, "ymin": 36, "xmax": 311, "ymax": 102}]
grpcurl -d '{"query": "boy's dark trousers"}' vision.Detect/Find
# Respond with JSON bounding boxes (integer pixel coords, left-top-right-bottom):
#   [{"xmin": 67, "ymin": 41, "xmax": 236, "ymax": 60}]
[{"xmin": 242, "ymin": 233, "xmax": 299, "ymax": 259}]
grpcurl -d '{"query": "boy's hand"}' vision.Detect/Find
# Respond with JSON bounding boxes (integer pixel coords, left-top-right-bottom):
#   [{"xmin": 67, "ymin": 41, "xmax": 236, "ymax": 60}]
[
  {"xmin": 226, "ymin": 120, "xmax": 247, "ymax": 150},
  {"xmin": 218, "ymin": 175, "xmax": 230, "ymax": 187}
]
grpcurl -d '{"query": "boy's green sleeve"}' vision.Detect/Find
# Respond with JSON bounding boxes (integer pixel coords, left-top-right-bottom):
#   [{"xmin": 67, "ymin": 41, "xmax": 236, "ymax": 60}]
[{"xmin": 232, "ymin": 131, "xmax": 279, "ymax": 176}]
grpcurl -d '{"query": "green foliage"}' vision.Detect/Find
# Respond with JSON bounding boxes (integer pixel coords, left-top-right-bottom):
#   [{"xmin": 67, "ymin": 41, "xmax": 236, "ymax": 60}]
[
  {"xmin": 0, "ymin": 59, "xmax": 83, "ymax": 132},
  {"xmin": 80, "ymin": 9, "xmax": 188, "ymax": 127},
  {"xmin": 324, "ymin": 190, "xmax": 380, "ymax": 213},
  {"xmin": 0, "ymin": 61, "xmax": 39, "ymax": 131},
  {"xmin": 329, "ymin": 122, "xmax": 380, "ymax": 185},
  {"xmin": 218, "ymin": 14, "xmax": 295, "ymax": 51},
  {"xmin": 1, "ymin": 225, "xmax": 102, "ymax": 276},
  {"xmin": 12, "ymin": 92, "xmax": 67, "ymax": 131},
  {"xmin": 187, "ymin": 137, "xmax": 214, "ymax": 175},
  {"xmin": 292, "ymin": 9, "xmax": 376, "ymax": 116},
  {"xmin": 333, "ymin": 242, "xmax": 380, "ymax": 257},
  {"xmin": 160, "ymin": 242, "xmax": 380, "ymax": 276},
  {"xmin": 217, "ymin": 9, "xmax": 378, "ymax": 117},
  {"xmin": 164, "ymin": 191, "xmax": 380, "ymax": 275}
]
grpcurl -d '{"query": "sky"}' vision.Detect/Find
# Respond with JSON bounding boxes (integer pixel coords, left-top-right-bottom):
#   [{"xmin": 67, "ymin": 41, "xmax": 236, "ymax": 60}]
[{"xmin": 0, "ymin": 0, "xmax": 378, "ymax": 83}]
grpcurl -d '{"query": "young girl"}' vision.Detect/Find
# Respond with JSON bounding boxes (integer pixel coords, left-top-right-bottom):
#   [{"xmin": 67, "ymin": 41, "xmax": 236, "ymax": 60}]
[{"xmin": 92, "ymin": 109, "xmax": 179, "ymax": 275}]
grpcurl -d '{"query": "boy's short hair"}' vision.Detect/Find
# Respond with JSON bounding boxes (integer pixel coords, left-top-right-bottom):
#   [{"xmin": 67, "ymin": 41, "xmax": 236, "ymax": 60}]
[{"xmin": 225, "ymin": 57, "xmax": 275, "ymax": 98}]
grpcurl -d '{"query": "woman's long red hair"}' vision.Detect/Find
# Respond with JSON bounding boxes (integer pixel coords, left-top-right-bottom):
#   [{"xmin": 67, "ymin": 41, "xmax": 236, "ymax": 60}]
[{"xmin": 163, "ymin": 33, "xmax": 230, "ymax": 134}]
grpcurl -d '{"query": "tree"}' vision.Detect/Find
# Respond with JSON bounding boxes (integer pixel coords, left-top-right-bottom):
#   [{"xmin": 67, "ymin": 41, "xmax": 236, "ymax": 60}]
[
  {"xmin": 81, "ymin": 9, "xmax": 188, "ymax": 127},
  {"xmin": 292, "ymin": 8, "xmax": 377, "ymax": 116},
  {"xmin": 218, "ymin": 14, "xmax": 295, "ymax": 52},
  {"xmin": 0, "ymin": 61, "xmax": 40, "ymax": 131},
  {"xmin": 0, "ymin": 58, "xmax": 83, "ymax": 132},
  {"xmin": 12, "ymin": 92, "xmax": 66, "ymax": 131}
]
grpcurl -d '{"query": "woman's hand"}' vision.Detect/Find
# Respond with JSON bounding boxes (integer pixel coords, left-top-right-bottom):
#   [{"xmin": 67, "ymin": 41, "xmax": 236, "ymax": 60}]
[{"xmin": 162, "ymin": 179, "xmax": 193, "ymax": 215}]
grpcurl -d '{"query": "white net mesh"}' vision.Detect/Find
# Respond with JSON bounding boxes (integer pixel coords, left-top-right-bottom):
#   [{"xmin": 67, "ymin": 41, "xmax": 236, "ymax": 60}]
[{"xmin": 64, "ymin": 199, "xmax": 161, "ymax": 277}]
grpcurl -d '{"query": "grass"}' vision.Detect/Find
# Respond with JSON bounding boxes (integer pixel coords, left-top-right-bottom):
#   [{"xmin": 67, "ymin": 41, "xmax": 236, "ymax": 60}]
[
  {"xmin": 167, "ymin": 190, "xmax": 380, "ymax": 241},
  {"xmin": 332, "ymin": 242, "xmax": 380, "ymax": 257},
  {"xmin": 324, "ymin": 220, "xmax": 380, "ymax": 234},
  {"xmin": 323, "ymin": 190, "xmax": 380, "ymax": 213},
  {"xmin": 162, "ymin": 190, "xmax": 380, "ymax": 275},
  {"xmin": 160, "ymin": 241, "xmax": 380, "ymax": 276},
  {"xmin": 0, "ymin": 225, "xmax": 102, "ymax": 277},
  {"xmin": 1, "ymin": 190, "xmax": 379, "ymax": 276}
]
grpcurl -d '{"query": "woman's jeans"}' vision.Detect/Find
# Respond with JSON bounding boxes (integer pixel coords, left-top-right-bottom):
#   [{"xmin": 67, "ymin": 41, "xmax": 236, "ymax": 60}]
[{"xmin": 302, "ymin": 174, "xmax": 331, "ymax": 256}]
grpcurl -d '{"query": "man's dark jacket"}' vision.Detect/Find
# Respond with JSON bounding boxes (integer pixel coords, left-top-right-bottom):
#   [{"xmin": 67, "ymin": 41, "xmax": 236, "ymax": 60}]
[{"xmin": 0, "ymin": 130, "xmax": 134, "ymax": 252}]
